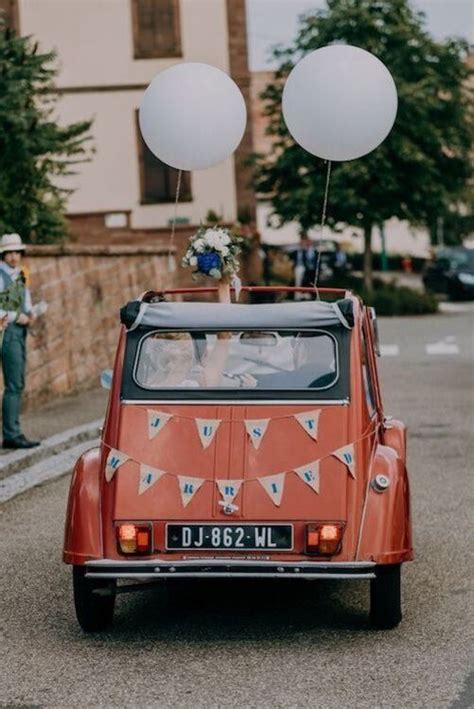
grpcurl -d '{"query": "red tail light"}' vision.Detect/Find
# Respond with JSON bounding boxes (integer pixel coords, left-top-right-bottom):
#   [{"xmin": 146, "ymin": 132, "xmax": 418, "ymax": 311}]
[
  {"xmin": 117, "ymin": 523, "xmax": 152, "ymax": 555},
  {"xmin": 306, "ymin": 523, "xmax": 344, "ymax": 555}
]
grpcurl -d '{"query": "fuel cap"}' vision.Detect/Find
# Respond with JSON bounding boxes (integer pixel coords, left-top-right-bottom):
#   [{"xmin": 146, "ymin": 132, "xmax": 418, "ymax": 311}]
[{"xmin": 372, "ymin": 474, "xmax": 390, "ymax": 492}]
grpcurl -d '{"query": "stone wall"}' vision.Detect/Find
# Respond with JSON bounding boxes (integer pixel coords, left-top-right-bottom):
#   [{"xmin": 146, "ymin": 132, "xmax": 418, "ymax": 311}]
[{"xmin": 19, "ymin": 244, "xmax": 175, "ymax": 407}]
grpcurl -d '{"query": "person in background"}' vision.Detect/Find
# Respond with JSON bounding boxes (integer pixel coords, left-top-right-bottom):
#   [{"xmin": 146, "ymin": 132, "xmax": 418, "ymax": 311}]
[
  {"xmin": 289, "ymin": 236, "xmax": 317, "ymax": 298},
  {"xmin": 333, "ymin": 242, "xmax": 348, "ymax": 279},
  {"xmin": 0, "ymin": 233, "xmax": 40, "ymax": 449}
]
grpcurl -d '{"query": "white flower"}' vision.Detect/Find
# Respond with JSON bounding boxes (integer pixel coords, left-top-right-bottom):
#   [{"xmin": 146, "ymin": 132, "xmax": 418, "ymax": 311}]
[
  {"xmin": 220, "ymin": 246, "xmax": 230, "ymax": 257},
  {"xmin": 194, "ymin": 238, "xmax": 206, "ymax": 253},
  {"xmin": 212, "ymin": 228, "xmax": 231, "ymax": 245},
  {"xmin": 204, "ymin": 233, "xmax": 222, "ymax": 249},
  {"xmin": 203, "ymin": 228, "xmax": 231, "ymax": 250},
  {"xmin": 189, "ymin": 256, "xmax": 198, "ymax": 266}
]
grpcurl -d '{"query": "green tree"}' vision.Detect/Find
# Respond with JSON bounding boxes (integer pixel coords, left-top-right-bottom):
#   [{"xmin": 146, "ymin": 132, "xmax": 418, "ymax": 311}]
[
  {"xmin": 0, "ymin": 24, "xmax": 94, "ymax": 243},
  {"xmin": 253, "ymin": 0, "xmax": 473, "ymax": 289}
]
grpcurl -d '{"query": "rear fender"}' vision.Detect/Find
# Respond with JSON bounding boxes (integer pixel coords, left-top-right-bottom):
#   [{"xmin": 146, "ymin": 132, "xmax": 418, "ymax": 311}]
[
  {"xmin": 383, "ymin": 419, "xmax": 407, "ymax": 461},
  {"xmin": 357, "ymin": 444, "xmax": 413, "ymax": 564},
  {"xmin": 63, "ymin": 447, "xmax": 102, "ymax": 565}
]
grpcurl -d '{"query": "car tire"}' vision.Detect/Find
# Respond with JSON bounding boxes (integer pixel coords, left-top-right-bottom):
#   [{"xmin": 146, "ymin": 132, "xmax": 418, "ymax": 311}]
[
  {"xmin": 370, "ymin": 564, "xmax": 402, "ymax": 630},
  {"xmin": 73, "ymin": 565, "xmax": 116, "ymax": 632}
]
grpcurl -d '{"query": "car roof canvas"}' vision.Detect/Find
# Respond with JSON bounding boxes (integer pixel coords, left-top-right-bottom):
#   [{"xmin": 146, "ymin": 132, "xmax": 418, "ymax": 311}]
[{"xmin": 121, "ymin": 299, "xmax": 354, "ymax": 331}]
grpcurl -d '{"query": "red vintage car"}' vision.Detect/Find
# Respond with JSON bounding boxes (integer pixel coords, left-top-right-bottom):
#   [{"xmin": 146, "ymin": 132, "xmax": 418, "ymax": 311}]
[{"xmin": 64, "ymin": 287, "xmax": 413, "ymax": 632}]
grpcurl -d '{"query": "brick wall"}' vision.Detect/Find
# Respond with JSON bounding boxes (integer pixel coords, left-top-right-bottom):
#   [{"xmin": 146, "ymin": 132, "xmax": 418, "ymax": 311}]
[
  {"xmin": 10, "ymin": 236, "xmax": 264, "ymax": 409},
  {"xmin": 250, "ymin": 70, "xmax": 275, "ymax": 156},
  {"xmin": 19, "ymin": 244, "xmax": 176, "ymax": 407},
  {"xmin": 226, "ymin": 0, "xmax": 256, "ymax": 222}
]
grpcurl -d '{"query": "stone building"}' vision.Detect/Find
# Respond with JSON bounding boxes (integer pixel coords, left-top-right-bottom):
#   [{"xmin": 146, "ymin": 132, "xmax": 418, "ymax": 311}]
[{"xmin": 0, "ymin": 0, "xmax": 256, "ymax": 243}]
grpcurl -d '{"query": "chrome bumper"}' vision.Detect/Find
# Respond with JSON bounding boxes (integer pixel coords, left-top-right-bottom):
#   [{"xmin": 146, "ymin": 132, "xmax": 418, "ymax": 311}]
[{"xmin": 85, "ymin": 558, "xmax": 376, "ymax": 580}]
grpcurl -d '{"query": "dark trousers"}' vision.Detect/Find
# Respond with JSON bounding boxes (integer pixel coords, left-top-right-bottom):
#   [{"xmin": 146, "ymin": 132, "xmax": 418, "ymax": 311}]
[{"xmin": 1, "ymin": 323, "xmax": 27, "ymax": 440}]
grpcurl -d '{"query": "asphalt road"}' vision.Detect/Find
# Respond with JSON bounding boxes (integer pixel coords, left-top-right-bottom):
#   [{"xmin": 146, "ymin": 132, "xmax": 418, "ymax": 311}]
[{"xmin": 0, "ymin": 306, "xmax": 472, "ymax": 708}]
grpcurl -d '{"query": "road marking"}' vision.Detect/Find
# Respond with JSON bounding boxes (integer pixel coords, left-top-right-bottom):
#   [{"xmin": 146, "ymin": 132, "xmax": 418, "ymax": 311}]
[
  {"xmin": 439, "ymin": 302, "xmax": 474, "ymax": 314},
  {"xmin": 380, "ymin": 344, "xmax": 400, "ymax": 357},
  {"xmin": 426, "ymin": 337, "xmax": 460, "ymax": 355},
  {"xmin": 0, "ymin": 438, "xmax": 100, "ymax": 504}
]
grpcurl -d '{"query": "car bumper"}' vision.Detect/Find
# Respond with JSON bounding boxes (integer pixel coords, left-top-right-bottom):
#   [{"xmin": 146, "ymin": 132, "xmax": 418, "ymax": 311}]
[{"xmin": 85, "ymin": 558, "xmax": 376, "ymax": 580}]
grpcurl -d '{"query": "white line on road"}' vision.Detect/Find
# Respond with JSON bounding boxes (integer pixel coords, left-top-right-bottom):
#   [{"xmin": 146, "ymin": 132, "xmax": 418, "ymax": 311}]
[
  {"xmin": 0, "ymin": 438, "xmax": 100, "ymax": 504},
  {"xmin": 426, "ymin": 337, "xmax": 460, "ymax": 355},
  {"xmin": 380, "ymin": 344, "xmax": 400, "ymax": 356},
  {"xmin": 439, "ymin": 301, "xmax": 474, "ymax": 314}
]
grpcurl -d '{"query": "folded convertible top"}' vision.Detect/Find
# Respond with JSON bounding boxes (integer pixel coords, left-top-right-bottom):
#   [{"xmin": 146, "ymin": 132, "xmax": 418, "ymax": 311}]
[{"xmin": 120, "ymin": 298, "xmax": 354, "ymax": 331}]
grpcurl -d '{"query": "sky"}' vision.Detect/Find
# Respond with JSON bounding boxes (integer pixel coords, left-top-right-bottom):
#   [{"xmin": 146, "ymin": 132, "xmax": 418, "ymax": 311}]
[{"xmin": 246, "ymin": 0, "xmax": 474, "ymax": 71}]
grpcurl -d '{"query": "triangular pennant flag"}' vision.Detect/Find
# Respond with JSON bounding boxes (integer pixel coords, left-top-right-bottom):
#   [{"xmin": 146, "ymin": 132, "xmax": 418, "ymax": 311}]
[
  {"xmin": 294, "ymin": 410, "xmax": 321, "ymax": 441},
  {"xmin": 138, "ymin": 464, "xmax": 166, "ymax": 495},
  {"xmin": 147, "ymin": 410, "xmax": 172, "ymax": 440},
  {"xmin": 178, "ymin": 476, "xmax": 205, "ymax": 508},
  {"xmin": 258, "ymin": 472, "xmax": 285, "ymax": 506},
  {"xmin": 294, "ymin": 460, "xmax": 320, "ymax": 494},
  {"xmin": 332, "ymin": 444, "xmax": 356, "ymax": 479},
  {"xmin": 105, "ymin": 448, "xmax": 129, "ymax": 482},
  {"xmin": 216, "ymin": 479, "xmax": 243, "ymax": 505},
  {"xmin": 245, "ymin": 419, "xmax": 270, "ymax": 450},
  {"xmin": 195, "ymin": 419, "xmax": 221, "ymax": 448}
]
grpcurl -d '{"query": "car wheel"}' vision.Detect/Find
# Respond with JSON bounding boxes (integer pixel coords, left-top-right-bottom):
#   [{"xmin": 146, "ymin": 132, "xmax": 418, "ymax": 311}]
[
  {"xmin": 370, "ymin": 564, "xmax": 402, "ymax": 630},
  {"xmin": 73, "ymin": 565, "xmax": 116, "ymax": 632}
]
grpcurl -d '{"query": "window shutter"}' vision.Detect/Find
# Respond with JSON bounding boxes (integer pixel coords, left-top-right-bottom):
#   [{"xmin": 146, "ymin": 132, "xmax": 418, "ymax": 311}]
[
  {"xmin": 135, "ymin": 111, "xmax": 191, "ymax": 204},
  {"xmin": 131, "ymin": 0, "xmax": 181, "ymax": 59},
  {"xmin": 0, "ymin": 0, "xmax": 19, "ymax": 31}
]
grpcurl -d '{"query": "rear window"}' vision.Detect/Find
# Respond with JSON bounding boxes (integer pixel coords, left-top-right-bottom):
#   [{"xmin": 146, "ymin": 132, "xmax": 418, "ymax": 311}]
[{"xmin": 134, "ymin": 330, "xmax": 338, "ymax": 391}]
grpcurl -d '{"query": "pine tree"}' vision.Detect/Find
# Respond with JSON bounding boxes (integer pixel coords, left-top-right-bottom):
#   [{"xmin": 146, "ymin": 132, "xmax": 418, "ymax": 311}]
[
  {"xmin": 0, "ymin": 23, "xmax": 93, "ymax": 243},
  {"xmin": 252, "ymin": 0, "xmax": 473, "ymax": 288}
]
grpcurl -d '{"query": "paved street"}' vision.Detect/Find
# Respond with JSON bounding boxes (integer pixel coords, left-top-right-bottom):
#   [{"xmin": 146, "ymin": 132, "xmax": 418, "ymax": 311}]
[{"xmin": 0, "ymin": 306, "xmax": 472, "ymax": 708}]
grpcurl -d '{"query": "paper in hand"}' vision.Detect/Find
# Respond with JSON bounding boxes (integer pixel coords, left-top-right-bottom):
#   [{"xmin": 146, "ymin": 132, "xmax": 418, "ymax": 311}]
[{"xmin": 31, "ymin": 301, "xmax": 48, "ymax": 317}]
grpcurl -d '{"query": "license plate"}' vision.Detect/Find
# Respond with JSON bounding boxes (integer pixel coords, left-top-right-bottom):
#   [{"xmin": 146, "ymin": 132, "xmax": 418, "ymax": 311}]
[{"xmin": 166, "ymin": 524, "xmax": 293, "ymax": 551}]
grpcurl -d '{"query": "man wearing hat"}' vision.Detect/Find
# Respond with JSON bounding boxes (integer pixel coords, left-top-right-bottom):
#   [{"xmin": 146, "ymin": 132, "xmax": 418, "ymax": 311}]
[{"xmin": 0, "ymin": 233, "xmax": 40, "ymax": 448}]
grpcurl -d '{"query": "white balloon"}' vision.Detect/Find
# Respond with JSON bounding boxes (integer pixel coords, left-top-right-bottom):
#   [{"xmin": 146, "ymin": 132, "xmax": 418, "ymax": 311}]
[
  {"xmin": 282, "ymin": 45, "xmax": 398, "ymax": 161},
  {"xmin": 139, "ymin": 62, "xmax": 247, "ymax": 171}
]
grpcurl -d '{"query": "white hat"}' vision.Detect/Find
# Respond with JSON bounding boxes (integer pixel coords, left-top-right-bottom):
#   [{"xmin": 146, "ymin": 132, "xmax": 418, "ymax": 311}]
[{"xmin": 0, "ymin": 233, "xmax": 26, "ymax": 253}]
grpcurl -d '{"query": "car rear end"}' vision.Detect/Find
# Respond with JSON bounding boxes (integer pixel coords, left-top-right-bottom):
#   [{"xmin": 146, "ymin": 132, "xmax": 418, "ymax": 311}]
[
  {"xmin": 66, "ymin": 290, "xmax": 412, "ymax": 630},
  {"xmin": 90, "ymin": 294, "xmax": 376, "ymax": 581}
]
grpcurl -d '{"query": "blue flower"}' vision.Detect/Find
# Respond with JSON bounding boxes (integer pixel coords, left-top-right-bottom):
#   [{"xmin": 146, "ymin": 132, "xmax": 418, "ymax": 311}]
[{"xmin": 197, "ymin": 251, "xmax": 221, "ymax": 276}]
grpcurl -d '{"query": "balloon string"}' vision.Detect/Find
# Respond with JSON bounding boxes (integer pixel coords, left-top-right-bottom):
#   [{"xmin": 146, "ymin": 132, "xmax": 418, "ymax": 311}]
[
  {"xmin": 313, "ymin": 160, "xmax": 332, "ymax": 300},
  {"xmin": 168, "ymin": 169, "xmax": 182, "ymax": 268}
]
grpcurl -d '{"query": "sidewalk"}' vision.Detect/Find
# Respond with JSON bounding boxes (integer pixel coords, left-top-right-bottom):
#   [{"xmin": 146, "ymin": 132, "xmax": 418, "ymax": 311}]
[
  {"xmin": 0, "ymin": 387, "xmax": 108, "ymax": 500},
  {"xmin": 0, "ymin": 387, "xmax": 108, "ymax": 449}
]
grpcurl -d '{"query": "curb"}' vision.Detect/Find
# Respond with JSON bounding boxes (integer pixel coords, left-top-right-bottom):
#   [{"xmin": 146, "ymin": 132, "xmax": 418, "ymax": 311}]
[
  {"xmin": 0, "ymin": 437, "xmax": 100, "ymax": 504},
  {"xmin": 0, "ymin": 419, "xmax": 103, "ymax": 482}
]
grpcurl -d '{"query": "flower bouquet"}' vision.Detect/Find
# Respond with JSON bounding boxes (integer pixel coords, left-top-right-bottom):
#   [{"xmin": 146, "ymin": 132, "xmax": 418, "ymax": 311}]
[
  {"xmin": 182, "ymin": 226, "xmax": 243, "ymax": 301},
  {"xmin": 0, "ymin": 275, "xmax": 25, "ymax": 341}
]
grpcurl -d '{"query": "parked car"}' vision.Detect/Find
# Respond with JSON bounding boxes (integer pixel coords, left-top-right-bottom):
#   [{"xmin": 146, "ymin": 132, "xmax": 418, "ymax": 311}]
[
  {"xmin": 64, "ymin": 287, "xmax": 413, "ymax": 632},
  {"xmin": 422, "ymin": 247, "xmax": 474, "ymax": 300}
]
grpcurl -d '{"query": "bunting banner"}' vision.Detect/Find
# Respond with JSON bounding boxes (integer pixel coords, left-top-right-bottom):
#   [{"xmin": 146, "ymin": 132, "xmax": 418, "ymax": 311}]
[
  {"xmin": 138, "ymin": 464, "xmax": 166, "ymax": 495},
  {"xmin": 245, "ymin": 419, "xmax": 270, "ymax": 450},
  {"xmin": 178, "ymin": 475, "xmax": 205, "ymax": 508},
  {"xmin": 294, "ymin": 410, "xmax": 321, "ymax": 441},
  {"xmin": 147, "ymin": 410, "xmax": 172, "ymax": 440},
  {"xmin": 102, "ymin": 423, "xmax": 378, "ymax": 506},
  {"xmin": 196, "ymin": 419, "xmax": 220, "ymax": 449},
  {"xmin": 142, "ymin": 410, "xmax": 328, "ymax": 448},
  {"xmin": 294, "ymin": 460, "xmax": 320, "ymax": 494},
  {"xmin": 332, "ymin": 444, "xmax": 356, "ymax": 479},
  {"xmin": 105, "ymin": 448, "xmax": 129, "ymax": 482},
  {"xmin": 216, "ymin": 479, "xmax": 243, "ymax": 505},
  {"xmin": 258, "ymin": 473, "xmax": 285, "ymax": 507}
]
